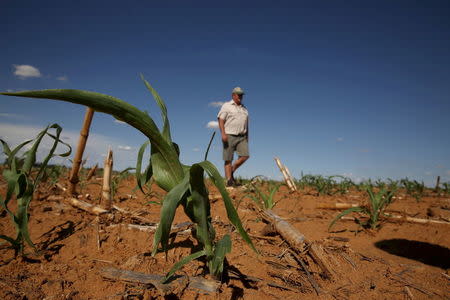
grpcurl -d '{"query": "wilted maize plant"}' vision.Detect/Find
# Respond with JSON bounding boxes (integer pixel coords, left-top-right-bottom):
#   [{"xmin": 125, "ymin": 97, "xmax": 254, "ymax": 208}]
[
  {"xmin": 1, "ymin": 76, "xmax": 255, "ymax": 280},
  {"xmin": 0, "ymin": 124, "xmax": 71, "ymax": 254},
  {"xmin": 329, "ymin": 186, "xmax": 395, "ymax": 230}
]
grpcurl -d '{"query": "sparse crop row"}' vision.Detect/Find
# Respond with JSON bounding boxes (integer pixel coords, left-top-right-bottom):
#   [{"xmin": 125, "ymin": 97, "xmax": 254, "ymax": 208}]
[{"xmin": 294, "ymin": 174, "xmax": 443, "ymax": 199}]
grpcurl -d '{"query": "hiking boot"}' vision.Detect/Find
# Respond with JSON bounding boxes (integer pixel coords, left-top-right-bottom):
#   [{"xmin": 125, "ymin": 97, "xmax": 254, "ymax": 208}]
[{"xmin": 226, "ymin": 178, "xmax": 235, "ymax": 187}]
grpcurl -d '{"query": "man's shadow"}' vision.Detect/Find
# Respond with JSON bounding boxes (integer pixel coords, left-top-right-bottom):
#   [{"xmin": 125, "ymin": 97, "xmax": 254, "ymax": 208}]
[{"xmin": 374, "ymin": 239, "xmax": 450, "ymax": 269}]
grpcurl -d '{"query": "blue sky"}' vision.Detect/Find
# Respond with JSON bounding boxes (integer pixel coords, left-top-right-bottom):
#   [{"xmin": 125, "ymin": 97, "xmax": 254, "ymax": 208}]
[{"xmin": 1, "ymin": 0, "xmax": 450, "ymax": 185}]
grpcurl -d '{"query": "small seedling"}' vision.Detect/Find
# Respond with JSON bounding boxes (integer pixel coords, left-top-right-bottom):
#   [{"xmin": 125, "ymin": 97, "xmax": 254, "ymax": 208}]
[
  {"xmin": 111, "ymin": 167, "xmax": 134, "ymax": 200},
  {"xmin": 329, "ymin": 187, "xmax": 395, "ymax": 230},
  {"xmin": 246, "ymin": 181, "xmax": 281, "ymax": 210}
]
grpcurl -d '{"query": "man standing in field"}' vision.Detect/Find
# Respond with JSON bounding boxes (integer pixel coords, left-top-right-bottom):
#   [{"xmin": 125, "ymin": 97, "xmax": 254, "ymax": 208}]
[{"xmin": 217, "ymin": 87, "xmax": 249, "ymax": 187}]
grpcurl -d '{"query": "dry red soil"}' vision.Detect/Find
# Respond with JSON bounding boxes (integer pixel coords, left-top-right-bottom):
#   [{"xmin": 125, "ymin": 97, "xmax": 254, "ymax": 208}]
[{"xmin": 1, "ymin": 176, "xmax": 449, "ymax": 299}]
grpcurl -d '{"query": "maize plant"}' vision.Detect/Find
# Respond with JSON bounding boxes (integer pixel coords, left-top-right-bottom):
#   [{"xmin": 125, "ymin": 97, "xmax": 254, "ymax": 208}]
[
  {"xmin": 332, "ymin": 175, "xmax": 354, "ymax": 195},
  {"xmin": 312, "ymin": 175, "xmax": 336, "ymax": 196},
  {"xmin": 442, "ymin": 182, "xmax": 450, "ymax": 195},
  {"xmin": 329, "ymin": 186, "xmax": 395, "ymax": 230},
  {"xmin": 1, "ymin": 76, "xmax": 255, "ymax": 280},
  {"xmin": 357, "ymin": 179, "xmax": 374, "ymax": 191},
  {"xmin": 246, "ymin": 180, "xmax": 281, "ymax": 210},
  {"xmin": 111, "ymin": 167, "xmax": 134, "ymax": 200},
  {"xmin": 0, "ymin": 124, "xmax": 71, "ymax": 254},
  {"xmin": 400, "ymin": 178, "xmax": 425, "ymax": 202},
  {"xmin": 375, "ymin": 179, "xmax": 386, "ymax": 189},
  {"xmin": 295, "ymin": 174, "xmax": 336, "ymax": 195},
  {"xmin": 39, "ymin": 164, "xmax": 67, "ymax": 187},
  {"xmin": 386, "ymin": 178, "xmax": 399, "ymax": 191}
]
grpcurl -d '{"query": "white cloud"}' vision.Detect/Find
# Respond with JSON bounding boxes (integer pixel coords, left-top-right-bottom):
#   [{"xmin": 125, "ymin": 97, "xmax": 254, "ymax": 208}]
[
  {"xmin": 193, "ymin": 147, "xmax": 200, "ymax": 152},
  {"xmin": 6, "ymin": 89, "xmax": 14, "ymax": 92},
  {"xmin": 209, "ymin": 101, "xmax": 225, "ymax": 107},
  {"xmin": 206, "ymin": 121, "xmax": 219, "ymax": 129},
  {"xmin": 0, "ymin": 112, "xmax": 25, "ymax": 119},
  {"xmin": 13, "ymin": 65, "xmax": 42, "ymax": 79},
  {"xmin": 118, "ymin": 145, "xmax": 132, "ymax": 151},
  {"xmin": 336, "ymin": 137, "xmax": 344, "ymax": 142},
  {"xmin": 56, "ymin": 75, "xmax": 68, "ymax": 81},
  {"xmin": 114, "ymin": 119, "xmax": 126, "ymax": 124},
  {"xmin": 425, "ymin": 171, "xmax": 432, "ymax": 176},
  {"xmin": 0, "ymin": 122, "xmax": 139, "ymax": 170}
]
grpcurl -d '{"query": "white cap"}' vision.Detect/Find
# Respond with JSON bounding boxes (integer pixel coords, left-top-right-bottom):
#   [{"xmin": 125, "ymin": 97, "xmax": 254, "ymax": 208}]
[{"xmin": 232, "ymin": 87, "xmax": 245, "ymax": 95}]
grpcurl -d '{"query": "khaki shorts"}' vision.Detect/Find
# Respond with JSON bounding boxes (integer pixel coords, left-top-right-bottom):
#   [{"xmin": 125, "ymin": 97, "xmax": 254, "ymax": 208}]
[{"xmin": 223, "ymin": 134, "xmax": 249, "ymax": 161}]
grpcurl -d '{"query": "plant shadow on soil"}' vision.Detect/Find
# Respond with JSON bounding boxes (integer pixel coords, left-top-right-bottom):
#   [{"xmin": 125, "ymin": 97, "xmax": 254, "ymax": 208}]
[{"xmin": 375, "ymin": 239, "xmax": 450, "ymax": 269}]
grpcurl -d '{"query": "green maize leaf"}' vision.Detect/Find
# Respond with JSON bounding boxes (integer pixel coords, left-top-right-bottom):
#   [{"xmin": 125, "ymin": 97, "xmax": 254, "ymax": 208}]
[
  {"xmin": 209, "ymin": 234, "xmax": 231, "ymax": 277},
  {"xmin": 1, "ymin": 170, "xmax": 26, "ymax": 216},
  {"xmin": 22, "ymin": 125, "xmax": 50, "ymax": 173},
  {"xmin": 140, "ymin": 74, "xmax": 172, "ymax": 143},
  {"xmin": 172, "ymin": 142, "xmax": 181, "ymax": 157},
  {"xmin": 135, "ymin": 141, "xmax": 152, "ymax": 194},
  {"xmin": 16, "ymin": 193, "xmax": 36, "ymax": 250},
  {"xmin": 1, "ymin": 139, "xmax": 33, "ymax": 169},
  {"xmin": 329, "ymin": 206, "xmax": 367, "ymax": 231},
  {"xmin": 1, "ymin": 89, "xmax": 185, "ymax": 189},
  {"xmin": 196, "ymin": 161, "xmax": 256, "ymax": 253},
  {"xmin": 204, "ymin": 132, "xmax": 216, "ymax": 161},
  {"xmin": 0, "ymin": 140, "xmax": 12, "ymax": 157},
  {"xmin": 34, "ymin": 124, "xmax": 72, "ymax": 186},
  {"xmin": 152, "ymin": 173, "xmax": 190, "ymax": 255},
  {"xmin": 186, "ymin": 163, "xmax": 214, "ymax": 254},
  {"xmin": 367, "ymin": 187, "xmax": 376, "ymax": 213},
  {"xmin": 163, "ymin": 250, "xmax": 207, "ymax": 283},
  {"xmin": 150, "ymin": 147, "xmax": 178, "ymax": 192},
  {"xmin": 267, "ymin": 184, "xmax": 281, "ymax": 209}
]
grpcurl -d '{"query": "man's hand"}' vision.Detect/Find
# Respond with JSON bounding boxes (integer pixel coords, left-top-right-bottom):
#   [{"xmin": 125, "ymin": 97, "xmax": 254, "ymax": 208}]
[
  {"xmin": 218, "ymin": 118, "xmax": 228, "ymax": 145},
  {"xmin": 222, "ymin": 134, "xmax": 228, "ymax": 143}
]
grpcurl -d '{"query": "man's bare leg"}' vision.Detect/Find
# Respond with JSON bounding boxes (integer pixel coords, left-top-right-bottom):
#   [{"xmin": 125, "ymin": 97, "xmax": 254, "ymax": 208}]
[
  {"xmin": 224, "ymin": 160, "xmax": 233, "ymax": 181},
  {"xmin": 232, "ymin": 156, "xmax": 249, "ymax": 178}
]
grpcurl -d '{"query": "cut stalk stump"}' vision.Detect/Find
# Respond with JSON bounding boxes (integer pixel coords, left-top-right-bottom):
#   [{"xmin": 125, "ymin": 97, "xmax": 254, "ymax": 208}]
[
  {"xmin": 68, "ymin": 107, "xmax": 95, "ymax": 195},
  {"xmin": 101, "ymin": 149, "xmax": 113, "ymax": 210},
  {"xmin": 253, "ymin": 204, "xmax": 336, "ymax": 287},
  {"xmin": 274, "ymin": 157, "xmax": 297, "ymax": 192}
]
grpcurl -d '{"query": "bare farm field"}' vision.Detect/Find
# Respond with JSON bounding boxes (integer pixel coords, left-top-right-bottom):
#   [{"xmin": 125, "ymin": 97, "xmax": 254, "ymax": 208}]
[
  {"xmin": 0, "ymin": 85, "xmax": 449, "ymax": 300},
  {"xmin": 1, "ymin": 171, "xmax": 449, "ymax": 300}
]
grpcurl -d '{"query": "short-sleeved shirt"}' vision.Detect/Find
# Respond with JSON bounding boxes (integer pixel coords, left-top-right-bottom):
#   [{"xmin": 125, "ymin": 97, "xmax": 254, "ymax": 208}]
[{"xmin": 217, "ymin": 100, "xmax": 249, "ymax": 135}]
